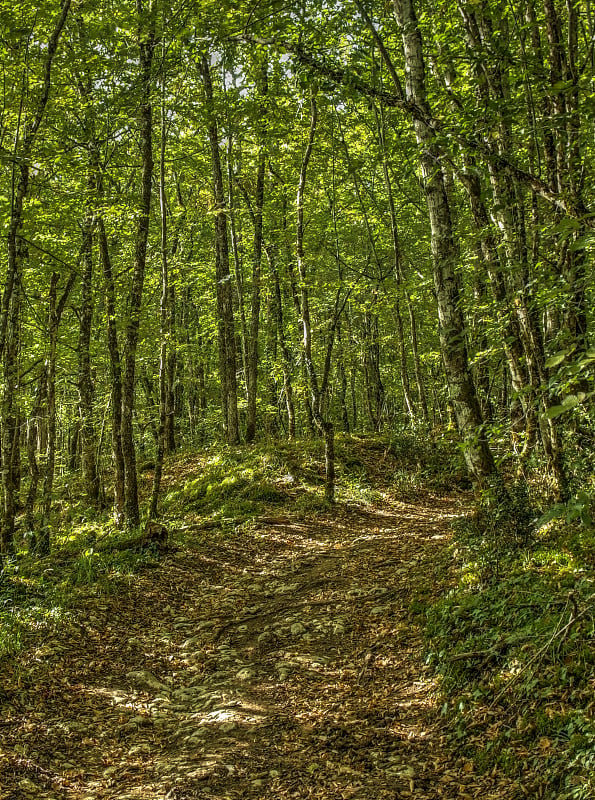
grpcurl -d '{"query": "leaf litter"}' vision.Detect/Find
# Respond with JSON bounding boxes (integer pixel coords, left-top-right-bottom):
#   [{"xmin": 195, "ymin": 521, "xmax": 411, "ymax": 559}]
[{"xmin": 0, "ymin": 444, "xmax": 525, "ymax": 800}]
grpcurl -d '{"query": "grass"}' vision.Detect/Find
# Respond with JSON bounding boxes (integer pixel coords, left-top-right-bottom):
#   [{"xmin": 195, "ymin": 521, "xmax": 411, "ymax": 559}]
[
  {"xmin": 388, "ymin": 426, "xmax": 470, "ymax": 494},
  {"xmin": 0, "ymin": 519, "xmax": 162, "ymax": 661},
  {"xmin": 0, "ymin": 433, "xmax": 390, "ymax": 661},
  {"xmin": 160, "ymin": 433, "xmax": 395, "ymax": 525}
]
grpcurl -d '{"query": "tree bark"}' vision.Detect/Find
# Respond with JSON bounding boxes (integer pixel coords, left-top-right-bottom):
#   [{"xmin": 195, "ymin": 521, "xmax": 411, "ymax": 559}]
[
  {"xmin": 267, "ymin": 243, "xmax": 296, "ymax": 439},
  {"xmin": 0, "ymin": 0, "xmax": 72, "ymax": 559},
  {"xmin": 393, "ymin": 0, "xmax": 496, "ymax": 486},
  {"xmin": 200, "ymin": 53, "xmax": 240, "ymax": 444},
  {"xmin": 296, "ymin": 90, "xmax": 336, "ymax": 502},
  {"xmin": 97, "ymin": 220, "xmax": 125, "ymax": 525},
  {"xmin": 121, "ymin": 1, "xmax": 155, "ymax": 527},
  {"xmin": 38, "ymin": 271, "xmax": 76, "ymax": 554},
  {"xmin": 78, "ymin": 171, "xmax": 100, "ymax": 506},
  {"xmin": 406, "ymin": 297, "xmax": 429, "ymax": 423},
  {"xmin": 150, "ymin": 61, "xmax": 170, "ymax": 519},
  {"xmin": 375, "ymin": 105, "xmax": 415, "ymax": 422},
  {"xmin": 25, "ymin": 369, "xmax": 47, "ymax": 549},
  {"xmin": 245, "ymin": 62, "xmax": 268, "ymax": 443}
]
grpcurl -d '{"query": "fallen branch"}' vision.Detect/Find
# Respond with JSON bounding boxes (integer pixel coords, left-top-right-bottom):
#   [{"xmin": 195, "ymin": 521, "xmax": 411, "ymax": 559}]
[{"xmin": 449, "ymin": 647, "xmax": 503, "ymax": 663}]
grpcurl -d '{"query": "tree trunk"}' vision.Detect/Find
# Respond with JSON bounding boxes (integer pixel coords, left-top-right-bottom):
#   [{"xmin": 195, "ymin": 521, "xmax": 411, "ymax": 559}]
[
  {"xmin": 267, "ymin": 243, "xmax": 296, "ymax": 439},
  {"xmin": 336, "ymin": 322, "xmax": 350, "ymax": 432},
  {"xmin": 0, "ymin": 0, "xmax": 72, "ymax": 560},
  {"xmin": 97, "ymin": 219, "xmax": 125, "ymax": 525},
  {"xmin": 200, "ymin": 54, "xmax": 240, "ymax": 444},
  {"xmin": 244, "ymin": 61, "xmax": 268, "ymax": 442},
  {"xmin": 150, "ymin": 65, "xmax": 170, "ymax": 519},
  {"xmin": 121, "ymin": 2, "xmax": 155, "ymax": 527},
  {"xmin": 1, "ymin": 283, "xmax": 20, "ymax": 557},
  {"xmin": 78, "ymin": 180, "xmax": 100, "ymax": 506},
  {"xmin": 25, "ymin": 370, "xmax": 47, "ymax": 549},
  {"xmin": 394, "ymin": 0, "xmax": 496, "ymax": 486},
  {"xmin": 407, "ymin": 298, "xmax": 429, "ymax": 423},
  {"xmin": 296, "ymin": 89, "xmax": 336, "ymax": 502},
  {"xmin": 375, "ymin": 105, "xmax": 415, "ymax": 422},
  {"xmin": 38, "ymin": 271, "xmax": 76, "ymax": 554}
]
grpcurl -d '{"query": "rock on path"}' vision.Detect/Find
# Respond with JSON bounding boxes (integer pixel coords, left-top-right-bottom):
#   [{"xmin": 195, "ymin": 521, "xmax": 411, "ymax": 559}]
[{"xmin": 0, "ymin": 494, "xmax": 520, "ymax": 799}]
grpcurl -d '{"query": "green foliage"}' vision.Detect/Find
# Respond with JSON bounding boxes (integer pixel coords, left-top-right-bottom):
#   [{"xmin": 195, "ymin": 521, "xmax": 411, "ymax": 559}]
[
  {"xmin": 0, "ymin": 520, "xmax": 160, "ymax": 660},
  {"xmin": 162, "ymin": 435, "xmax": 387, "ymax": 525},
  {"xmin": 389, "ymin": 428, "xmax": 468, "ymax": 494},
  {"xmin": 456, "ymin": 478, "xmax": 536, "ymax": 581},
  {"xmin": 162, "ymin": 446, "xmax": 292, "ymax": 521},
  {"xmin": 425, "ymin": 504, "xmax": 595, "ymax": 798}
]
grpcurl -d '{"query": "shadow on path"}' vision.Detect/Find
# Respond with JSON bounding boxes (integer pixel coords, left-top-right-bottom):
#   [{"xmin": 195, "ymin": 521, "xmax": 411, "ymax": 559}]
[{"xmin": 0, "ymin": 489, "xmax": 520, "ymax": 799}]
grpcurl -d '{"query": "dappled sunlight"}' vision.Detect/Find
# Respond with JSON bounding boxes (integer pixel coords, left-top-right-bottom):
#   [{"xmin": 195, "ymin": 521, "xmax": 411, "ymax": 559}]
[{"xmin": 1, "ymin": 440, "xmax": 523, "ymax": 800}]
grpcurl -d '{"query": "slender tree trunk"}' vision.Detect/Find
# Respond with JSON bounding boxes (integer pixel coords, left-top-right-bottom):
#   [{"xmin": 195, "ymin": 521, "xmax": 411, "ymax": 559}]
[
  {"xmin": 296, "ymin": 90, "xmax": 335, "ymax": 502},
  {"xmin": 245, "ymin": 65, "xmax": 268, "ymax": 442},
  {"xmin": 97, "ymin": 219, "xmax": 125, "ymax": 525},
  {"xmin": 78, "ymin": 175, "xmax": 100, "ymax": 506},
  {"xmin": 375, "ymin": 105, "xmax": 415, "ymax": 421},
  {"xmin": 38, "ymin": 272, "xmax": 76, "ymax": 554},
  {"xmin": 266, "ymin": 243, "xmax": 296, "ymax": 439},
  {"xmin": 165, "ymin": 302, "xmax": 177, "ymax": 453},
  {"xmin": 0, "ymin": 0, "xmax": 72, "ymax": 559},
  {"xmin": 121, "ymin": 3, "xmax": 155, "ymax": 527},
  {"xmin": 227, "ymin": 134, "xmax": 248, "ymax": 390},
  {"xmin": 39, "ymin": 276, "xmax": 59, "ymax": 555},
  {"xmin": 1, "ymin": 283, "xmax": 20, "ymax": 556},
  {"xmin": 336, "ymin": 322, "xmax": 350, "ymax": 432},
  {"xmin": 150, "ymin": 64, "xmax": 169, "ymax": 519},
  {"xmin": 25, "ymin": 369, "xmax": 47, "ymax": 549},
  {"xmin": 407, "ymin": 298, "xmax": 429, "ymax": 423},
  {"xmin": 394, "ymin": 0, "xmax": 496, "ymax": 486},
  {"xmin": 363, "ymin": 311, "xmax": 385, "ymax": 431},
  {"xmin": 200, "ymin": 54, "xmax": 240, "ymax": 444}
]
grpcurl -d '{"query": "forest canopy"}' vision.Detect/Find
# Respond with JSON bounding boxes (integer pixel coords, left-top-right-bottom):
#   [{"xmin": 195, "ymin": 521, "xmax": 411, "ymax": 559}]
[
  {"xmin": 1, "ymin": 3, "xmax": 594, "ymax": 798},
  {"xmin": 0, "ymin": 0, "xmax": 593, "ymax": 548}
]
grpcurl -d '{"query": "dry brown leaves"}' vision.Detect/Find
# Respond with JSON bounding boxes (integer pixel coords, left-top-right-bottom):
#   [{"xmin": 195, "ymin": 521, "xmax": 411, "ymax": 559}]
[{"xmin": 0, "ymin": 445, "xmax": 526, "ymax": 800}]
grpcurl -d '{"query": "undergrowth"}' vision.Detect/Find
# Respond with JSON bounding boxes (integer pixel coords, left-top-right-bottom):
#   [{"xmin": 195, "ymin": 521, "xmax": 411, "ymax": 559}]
[
  {"xmin": 160, "ymin": 434, "xmax": 388, "ymax": 524},
  {"xmin": 425, "ymin": 481, "xmax": 595, "ymax": 799},
  {"xmin": 0, "ymin": 434, "xmax": 386, "ymax": 660},
  {"xmin": 0, "ymin": 535, "xmax": 161, "ymax": 661},
  {"xmin": 389, "ymin": 427, "xmax": 469, "ymax": 494}
]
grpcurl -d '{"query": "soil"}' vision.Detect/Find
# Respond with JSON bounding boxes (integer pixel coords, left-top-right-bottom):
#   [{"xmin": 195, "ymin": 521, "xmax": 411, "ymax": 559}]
[{"xmin": 0, "ymin": 448, "xmax": 521, "ymax": 800}]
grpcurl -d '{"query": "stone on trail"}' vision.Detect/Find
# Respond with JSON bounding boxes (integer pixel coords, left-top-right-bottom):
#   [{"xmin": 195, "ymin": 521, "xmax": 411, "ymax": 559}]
[
  {"xmin": 126, "ymin": 670, "xmax": 170, "ymax": 693},
  {"xmin": 131, "ymin": 714, "xmax": 153, "ymax": 726},
  {"xmin": 182, "ymin": 634, "xmax": 202, "ymax": 649},
  {"xmin": 236, "ymin": 667, "xmax": 255, "ymax": 681},
  {"xmin": 128, "ymin": 743, "xmax": 151, "ymax": 756},
  {"xmin": 18, "ymin": 779, "xmax": 38, "ymax": 794},
  {"xmin": 370, "ymin": 605, "xmax": 389, "ymax": 615}
]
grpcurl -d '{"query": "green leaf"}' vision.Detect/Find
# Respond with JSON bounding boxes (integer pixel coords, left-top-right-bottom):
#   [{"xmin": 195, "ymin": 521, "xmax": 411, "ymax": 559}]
[{"xmin": 545, "ymin": 351, "xmax": 568, "ymax": 369}]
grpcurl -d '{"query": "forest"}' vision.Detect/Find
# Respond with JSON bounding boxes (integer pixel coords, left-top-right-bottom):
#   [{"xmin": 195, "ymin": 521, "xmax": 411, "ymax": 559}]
[{"xmin": 0, "ymin": 0, "xmax": 593, "ymax": 798}]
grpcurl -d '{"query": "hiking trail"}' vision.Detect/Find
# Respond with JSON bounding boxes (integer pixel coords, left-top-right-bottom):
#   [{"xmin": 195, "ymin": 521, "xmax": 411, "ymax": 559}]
[{"xmin": 1, "ymin": 446, "xmax": 519, "ymax": 800}]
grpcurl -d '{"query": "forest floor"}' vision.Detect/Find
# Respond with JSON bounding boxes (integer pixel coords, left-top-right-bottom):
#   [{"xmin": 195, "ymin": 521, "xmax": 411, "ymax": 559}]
[{"xmin": 0, "ymin": 438, "xmax": 564, "ymax": 799}]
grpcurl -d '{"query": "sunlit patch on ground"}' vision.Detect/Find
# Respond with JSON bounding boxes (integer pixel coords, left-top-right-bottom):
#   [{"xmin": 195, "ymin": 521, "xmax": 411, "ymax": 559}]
[{"xmin": 0, "ymin": 439, "xmax": 526, "ymax": 800}]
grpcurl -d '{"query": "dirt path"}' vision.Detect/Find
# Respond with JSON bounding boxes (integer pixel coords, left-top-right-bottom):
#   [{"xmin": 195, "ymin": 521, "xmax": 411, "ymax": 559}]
[{"xmin": 1, "ymin": 488, "xmax": 520, "ymax": 800}]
